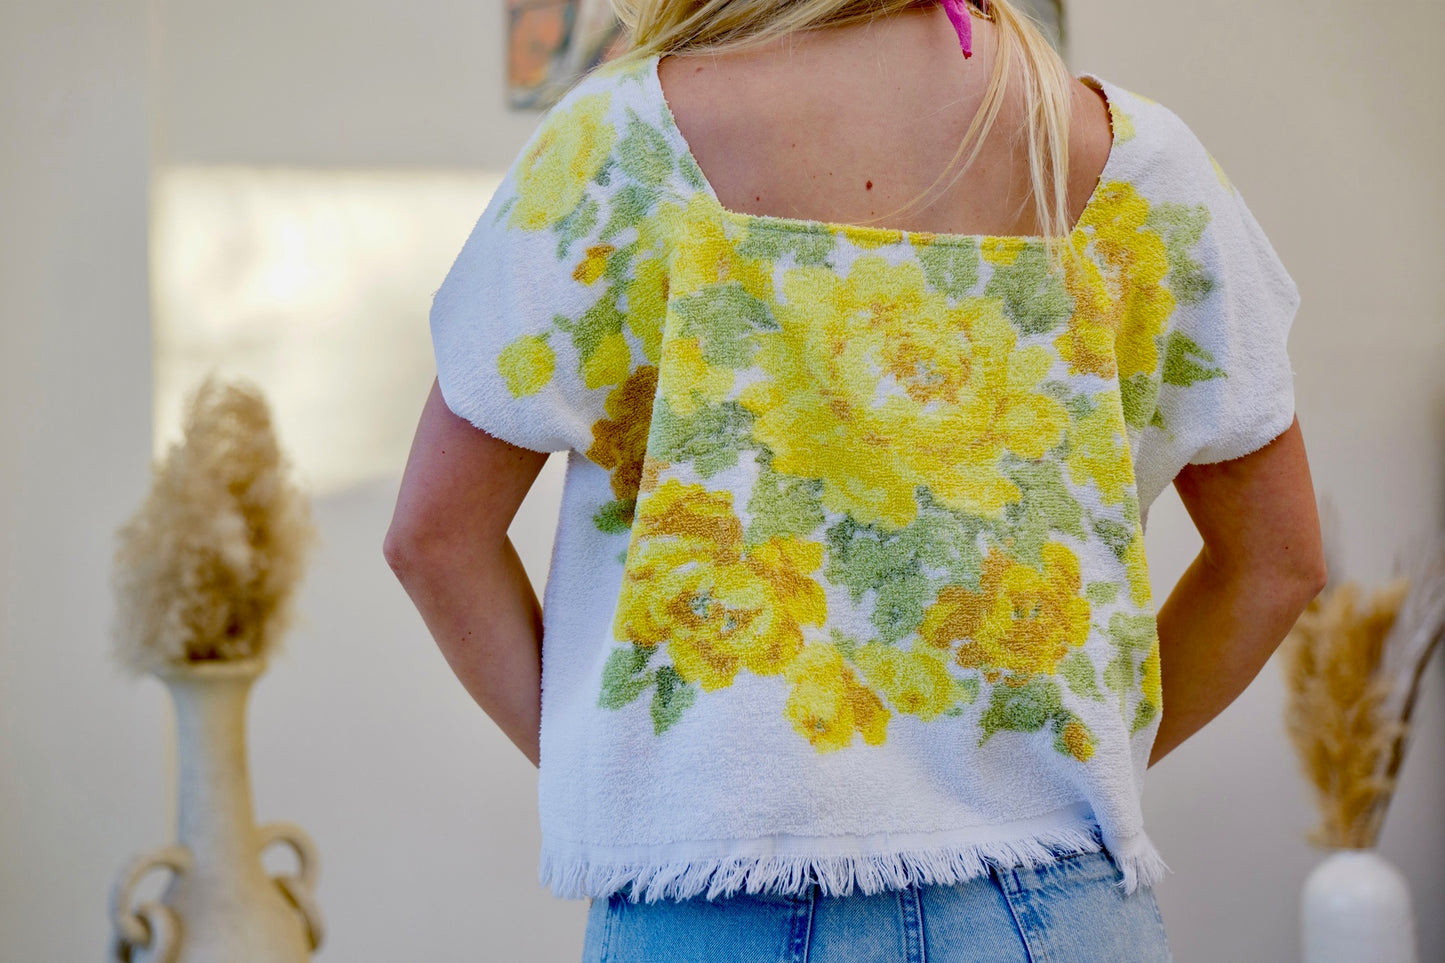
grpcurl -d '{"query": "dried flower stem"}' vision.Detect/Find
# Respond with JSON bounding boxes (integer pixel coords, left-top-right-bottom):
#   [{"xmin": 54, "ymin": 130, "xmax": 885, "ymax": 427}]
[{"xmin": 113, "ymin": 377, "xmax": 314, "ymax": 675}]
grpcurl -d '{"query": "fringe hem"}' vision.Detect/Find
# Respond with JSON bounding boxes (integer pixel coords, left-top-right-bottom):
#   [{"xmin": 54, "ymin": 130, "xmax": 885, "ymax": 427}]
[{"xmin": 541, "ymin": 821, "xmax": 1171, "ymax": 903}]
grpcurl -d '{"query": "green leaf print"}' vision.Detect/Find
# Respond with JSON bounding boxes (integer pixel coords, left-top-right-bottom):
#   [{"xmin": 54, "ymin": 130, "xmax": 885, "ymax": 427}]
[
  {"xmin": 599, "ymin": 644, "xmax": 654, "ymax": 710},
  {"xmin": 1090, "ymin": 515, "xmax": 1134, "ymax": 565},
  {"xmin": 825, "ymin": 500, "xmax": 986, "ymax": 643},
  {"xmin": 984, "ymin": 246, "xmax": 1073, "ymax": 335},
  {"xmin": 1119, "ymin": 371, "xmax": 1162, "ymax": 430},
  {"xmin": 998, "ymin": 458, "xmax": 1087, "ymax": 568},
  {"xmin": 1085, "ymin": 581, "xmax": 1121, "ymax": 605},
  {"xmin": 600, "ymin": 185, "xmax": 654, "ymax": 242},
  {"xmin": 745, "ymin": 467, "xmax": 826, "ymax": 546},
  {"xmin": 672, "ymin": 283, "xmax": 777, "ymax": 367},
  {"xmin": 554, "ymin": 195, "xmax": 599, "ymax": 261},
  {"xmin": 1131, "ymin": 697, "xmax": 1159, "ymax": 735},
  {"xmin": 650, "ymin": 665, "xmax": 697, "ymax": 735},
  {"xmin": 650, "ymin": 399, "xmax": 756, "ymax": 478},
  {"xmin": 1145, "ymin": 202, "xmax": 1215, "ymax": 306},
  {"xmin": 1105, "ymin": 611, "xmax": 1157, "ymax": 712},
  {"xmin": 557, "ymin": 290, "xmax": 625, "ymax": 364},
  {"xmin": 593, "ymin": 499, "xmax": 636, "ymax": 534},
  {"xmin": 1162, "ymin": 330, "xmax": 1226, "ymax": 388},
  {"xmin": 979, "ymin": 676, "xmax": 1097, "ymax": 762},
  {"xmin": 618, "ymin": 110, "xmax": 676, "ymax": 188},
  {"xmin": 979, "ymin": 676, "xmax": 1065, "ymax": 738},
  {"xmin": 736, "ymin": 223, "xmax": 836, "ymax": 268},
  {"xmin": 1060, "ymin": 649, "xmax": 1105, "ymax": 702},
  {"xmin": 917, "ymin": 240, "xmax": 981, "ymax": 299}
]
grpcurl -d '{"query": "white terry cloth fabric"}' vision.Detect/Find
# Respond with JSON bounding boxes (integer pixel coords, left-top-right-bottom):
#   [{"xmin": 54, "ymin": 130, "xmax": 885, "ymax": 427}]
[{"xmin": 430, "ymin": 54, "xmax": 1299, "ymax": 902}]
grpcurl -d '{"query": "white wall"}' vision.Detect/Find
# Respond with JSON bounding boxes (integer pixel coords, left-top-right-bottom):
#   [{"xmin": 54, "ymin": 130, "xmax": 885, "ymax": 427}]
[
  {"xmin": 0, "ymin": 1, "xmax": 164, "ymax": 960},
  {"xmin": 2, "ymin": 1, "xmax": 1441, "ymax": 960}
]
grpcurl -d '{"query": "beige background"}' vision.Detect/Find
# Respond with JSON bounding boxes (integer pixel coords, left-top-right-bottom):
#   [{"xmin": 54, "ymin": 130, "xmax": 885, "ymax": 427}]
[{"xmin": 3, "ymin": 0, "xmax": 1442, "ymax": 960}]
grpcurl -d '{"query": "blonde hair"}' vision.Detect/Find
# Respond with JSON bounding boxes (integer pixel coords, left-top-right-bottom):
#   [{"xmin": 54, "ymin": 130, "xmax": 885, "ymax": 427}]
[{"xmin": 610, "ymin": 0, "xmax": 1080, "ymax": 258}]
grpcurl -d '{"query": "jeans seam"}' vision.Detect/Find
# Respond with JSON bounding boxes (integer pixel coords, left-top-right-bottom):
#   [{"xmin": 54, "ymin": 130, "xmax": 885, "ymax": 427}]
[
  {"xmin": 599, "ymin": 894, "xmax": 617, "ymax": 963},
  {"xmin": 903, "ymin": 885, "xmax": 926, "ymax": 963},
  {"xmin": 789, "ymin": 887, "xmax": 815, "ymax": 963},
  {"xmin": 994, "ymin": 868, "xmax": 1043, "ymax": 963}
]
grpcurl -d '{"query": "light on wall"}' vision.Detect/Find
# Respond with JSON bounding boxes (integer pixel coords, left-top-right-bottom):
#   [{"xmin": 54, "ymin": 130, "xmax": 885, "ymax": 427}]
[{"xmin": 151, "ymin": 166, "xmax": 503, "ymax": 494}]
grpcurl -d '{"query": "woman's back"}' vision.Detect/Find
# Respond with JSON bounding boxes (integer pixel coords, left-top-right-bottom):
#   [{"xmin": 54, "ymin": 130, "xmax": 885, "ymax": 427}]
[
  {"xmin": 658, "ymin": 6, "xmax": 1113, "ymax": 238},
  {"xmin": 396, "ymin": 2, "xmax": 1315, "ymax": 958}
]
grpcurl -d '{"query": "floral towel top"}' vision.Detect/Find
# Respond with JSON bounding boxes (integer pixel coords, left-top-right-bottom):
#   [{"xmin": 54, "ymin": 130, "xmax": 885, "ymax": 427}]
[{"xmin": 430, "ymin": 53, "xmax": 1299, "ymax": 903}]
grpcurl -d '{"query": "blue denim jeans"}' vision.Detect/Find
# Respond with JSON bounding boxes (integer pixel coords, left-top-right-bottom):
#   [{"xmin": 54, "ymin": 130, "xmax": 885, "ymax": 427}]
[{"xmin": 580, "ymin": 844, "xmax": 1172, "ymax": 962}]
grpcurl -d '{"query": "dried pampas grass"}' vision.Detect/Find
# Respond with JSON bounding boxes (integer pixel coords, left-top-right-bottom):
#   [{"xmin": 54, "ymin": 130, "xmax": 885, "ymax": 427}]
[
  {"xmin": 1281, "ymin": 535, "xmax": 1445, "ymax": 850},
  {"xmin": 113, "ymin": 377, "xmax": 314, "ymax": 675}
]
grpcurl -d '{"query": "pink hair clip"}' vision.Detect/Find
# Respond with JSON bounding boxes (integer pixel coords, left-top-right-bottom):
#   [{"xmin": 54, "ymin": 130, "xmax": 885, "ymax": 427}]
[{"xmin": 938, "ymin": 0, "xmax": 989, "ymax": 58}]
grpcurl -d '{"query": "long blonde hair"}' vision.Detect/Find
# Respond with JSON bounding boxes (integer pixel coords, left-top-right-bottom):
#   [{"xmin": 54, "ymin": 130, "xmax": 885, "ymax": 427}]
[{"xmin": 609, "ymin": 0, "xmax": 1079, "ymax": 251}]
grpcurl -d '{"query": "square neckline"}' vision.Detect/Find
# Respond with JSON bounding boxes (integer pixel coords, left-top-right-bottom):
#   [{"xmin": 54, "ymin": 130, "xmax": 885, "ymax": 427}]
[{"xmin": 645, "ymin": 52, "xmax": 1123, "ymax": 249}]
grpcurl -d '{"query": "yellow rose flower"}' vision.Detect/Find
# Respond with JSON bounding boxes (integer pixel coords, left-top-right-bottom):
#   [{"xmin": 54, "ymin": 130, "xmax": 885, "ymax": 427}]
[
  {"xmin": 586, "ymin": 365, "xmax": 658, "ymax": 504},
  {"xmin": 853, "ymin": 642, "xmax": 956, "ymax": 721},
  {"xmin": 657, "ymin": 337, "xmax": 733, "ymax": 418},
  {"xmin": 920, "ymin": 543, "xmax": 1091, "ymax": 681},
  {"xmin": 784, "ymin": 642, "xmax": 890, "ymax": 752},
  {"xmin": 497, "ymin": 334, "xmax": 555, "ymax": 398},
  {"xmin": 670, "ymin": 195, "xmax": 773, "ymax": 302},
  {"xmin": 1057, "ymin": 182, "xmax": 1173, "ymax": 382},
  {"xmin": 613, "ymin": 480, "xmax": 826, "ymax": 691},
  {"xmin": 582, "ymin": 331, "xmax": 633, "ymax": 390},
  {"xmin": 742, "ymin": 257, "xmax": 1068, "ymax": 528},
  {"xmin": 509, "ymin": 92, "xmax": 615, "ymax": 231}
]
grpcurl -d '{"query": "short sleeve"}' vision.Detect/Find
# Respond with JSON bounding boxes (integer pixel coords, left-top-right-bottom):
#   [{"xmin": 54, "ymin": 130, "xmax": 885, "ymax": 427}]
[
  {"xmin": 1148, "ymin": 155, "xmax": 1300, "ymax": 469},
  {"xmin": 429, "ymin": 81, "xmax": 658, "ymax": 454}
]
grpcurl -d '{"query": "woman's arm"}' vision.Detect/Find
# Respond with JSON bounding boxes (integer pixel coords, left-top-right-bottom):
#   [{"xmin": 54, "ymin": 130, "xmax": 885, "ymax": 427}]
[
  {"xmin": 384, "ymin": 379, "xmax": 550, "ymax": 767},
  {"xmin": 1148, "ymin": 415, "xmax": 1328, "ymax": 767}
]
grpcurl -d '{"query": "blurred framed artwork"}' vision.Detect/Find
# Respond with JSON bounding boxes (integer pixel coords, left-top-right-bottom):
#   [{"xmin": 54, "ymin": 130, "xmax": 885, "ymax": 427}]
[{"xmin": 507, "ymin": 0, "xmax": 1066, "ymax": 110}]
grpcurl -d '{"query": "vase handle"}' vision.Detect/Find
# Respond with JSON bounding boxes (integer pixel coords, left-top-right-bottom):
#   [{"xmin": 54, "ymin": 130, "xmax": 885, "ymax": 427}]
[
  {"xmin": 258, "ymin": 821, "xmax": 324, "ymax": 951},
  {"xmin": 109, "ymin": 845, "xmax": 191, "ymax": 963}
]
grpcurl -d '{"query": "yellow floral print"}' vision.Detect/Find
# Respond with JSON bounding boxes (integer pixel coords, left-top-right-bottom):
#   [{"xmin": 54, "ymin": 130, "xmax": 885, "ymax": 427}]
[
  {"xmin": 671, "ymin": 195, "xmax": 773, "ymax": 302},
  {"xmin": 497, "ymin": 334, "xmax": 555, "ymax": 398},
  {"xmin": 587, "ymin": 365, "xmax": 658, "ymax": 505},
  {"xmin": 626, "ymin": 200, "xmax": 686, "ymax": 364},
  {"xmin": 658, "ymin": 337, "xmax": 733, "ymax": 418},
  {"xmin": 582, "ymin": 331, "xmax": 633, "ymax": 391},
  {"xmin": 1123, "ymin": 529, "xmax": 1152, "ymax": 609},
  {"xmin": 920, "ymin": 543, "xmax": 1091, "ymax": 681},
  {"xmin": 853, "ymin": 642, "xmax": 957, "ymax": 722},
  {"xmin": 1058, "ymin": 182, "xmax": 1174, "ymax": 382},
  {"xmin": 784, "ymin": 642, "xmax": 890, "ymax": 752},
  {"xmin": 1065, "ymin": 390, "xmax": 1133, "ymax": 505},
  {"xmin": 572, "ymin": 244, "xmax": 614, "ymax": 285},
  {"xmin": 613, "ymin": 480, "xmax": 826, "ymax": 691},
  {"xmin": 1140, "ymin": 642, "xmax": 1162, "ymax": 712},
  {"xmin": 742, "ymin": 256, "xmax": 1068, "ymax": 529},
  {"xmin": 509, "ymin": 92, "xmax": 615, "ymax": 231},
  {"xmin": 1061, "ymin": 717, "xmax": 1096, "ymax": 761}
]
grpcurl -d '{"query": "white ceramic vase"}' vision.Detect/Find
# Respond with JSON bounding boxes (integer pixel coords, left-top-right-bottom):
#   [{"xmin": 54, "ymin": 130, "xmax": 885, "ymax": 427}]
[
  {"xmin": 1301, "ymin": 848, "xmax": 1417, "ymax": 963},
  {"xmin": 110, "ymin": 658, "xmax": 322, "ymax": 963}
]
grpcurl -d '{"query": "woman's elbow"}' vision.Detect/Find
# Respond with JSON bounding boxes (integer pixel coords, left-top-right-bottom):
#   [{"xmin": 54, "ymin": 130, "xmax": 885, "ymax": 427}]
[
  {"xmin": 382, "ymin": 516, "xmax": 422, "ymax": 583},
  {"xmin": 383, "ymin": 510, "xmax": 453, "ymax": 586}
]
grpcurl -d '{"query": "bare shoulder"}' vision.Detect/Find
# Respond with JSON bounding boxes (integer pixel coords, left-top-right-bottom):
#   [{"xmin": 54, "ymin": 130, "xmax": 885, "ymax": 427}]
[{"xmin": 1068, "ymin": 76, "xmax": 1115, "ymax": 213}]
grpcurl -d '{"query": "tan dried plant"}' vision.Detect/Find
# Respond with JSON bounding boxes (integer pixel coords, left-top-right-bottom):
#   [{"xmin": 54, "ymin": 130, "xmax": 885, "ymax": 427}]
[
  {"xmin": 1281, "ymin": 532, "xmax": 1445, "ymax": 850},
  {"xmin": 113, "ymin": 377, "xmax": 314, "ymax": 675}
]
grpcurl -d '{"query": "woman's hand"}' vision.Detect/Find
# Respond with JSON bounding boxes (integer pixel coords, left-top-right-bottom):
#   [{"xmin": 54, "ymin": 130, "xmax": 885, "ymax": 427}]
[
  {"xmin": 384, "ymin": 379, "xmax": 550, "ymax": 767},
  {"xmin": 1149, "ymin": 415, "xmax": 1328, "ymax": 767}
]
